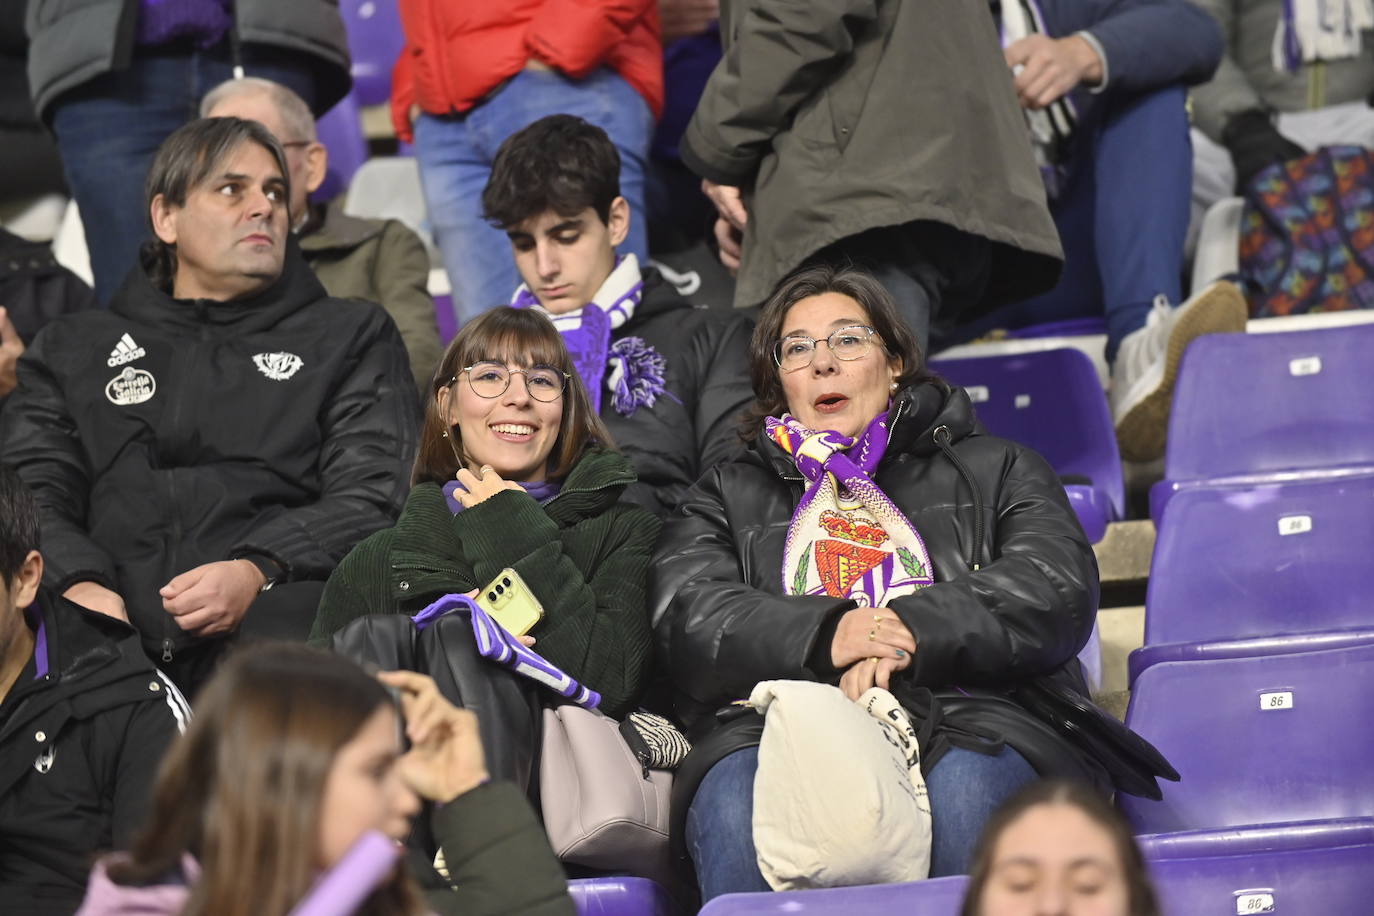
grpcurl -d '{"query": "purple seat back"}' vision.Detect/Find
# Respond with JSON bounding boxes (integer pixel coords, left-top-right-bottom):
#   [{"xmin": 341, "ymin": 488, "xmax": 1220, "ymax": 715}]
[
  {"xmin": 697, "ymin": 876, "xmax": 969, "ymax": 915},
  {"xmin": 1120, "ymin": 642, "xmax": 1374, "ymax": 834},
  {"xmin": 1129, "ymin": 627, "xmax": 1374, "ymax": 686},
  {"xmin": 931, "ymin": 349, "xmax": 1124, "ymax": 521},
  {"xmin": 1140, "ymin": 818, "xmax": 1374, "ymax": 916},
  {"xmin": 1145, "ymin": 477, "xmax": 1374, "ymax": 647},
  {"xmin": 314, "ymin": 93, "xmax": 369, "ymax": 203},
  {"xmin": 1163, "ymin": 324, "xmax": 1374, "ymax": 483},
  {"xmin": 567, "ymin": 877, "xmax": 676, "ymax": 916},
  {"xmin": 339, "ymin": 0, "xmax": 406, "ymax": 107}
]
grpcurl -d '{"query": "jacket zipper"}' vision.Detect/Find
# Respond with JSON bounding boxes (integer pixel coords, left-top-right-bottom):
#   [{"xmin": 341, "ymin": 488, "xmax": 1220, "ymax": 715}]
[{"xmin": 932, "ymin": 425, "xmax": 985, "ymax": 572}]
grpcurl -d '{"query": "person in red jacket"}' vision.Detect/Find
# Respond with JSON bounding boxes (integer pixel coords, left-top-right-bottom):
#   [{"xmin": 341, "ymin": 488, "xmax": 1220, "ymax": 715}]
[{"xmin": 391, "ymin": 0, "xmax": 663, "ymax": 328}]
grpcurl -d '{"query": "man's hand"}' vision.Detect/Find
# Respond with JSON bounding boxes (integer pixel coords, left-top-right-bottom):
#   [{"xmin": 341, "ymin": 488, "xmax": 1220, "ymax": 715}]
[
  {"xmin": 1004, "ymin": 34, "xmax": 1103, "ymax": 110},
  {"xmin": 380, "ymin": 669, "xmax": 490, "ymax": 803},
  {"xmin": 160, "ymin": 560, "xmax": 265, "ymax": 636},
  {"xmin": 0, "ymin": 307, "xmax": 25, "ymax": 398},
  {"xmin": 64, "ymin": 581, "xmax": 128, "ymax": 623},
  {"xmin": 660, "ymin": 0, "xmax": 720, "ymax": 43},
  {"xmin": 702, "ymin": 181, "xmax": 748, "ymax": 274}
]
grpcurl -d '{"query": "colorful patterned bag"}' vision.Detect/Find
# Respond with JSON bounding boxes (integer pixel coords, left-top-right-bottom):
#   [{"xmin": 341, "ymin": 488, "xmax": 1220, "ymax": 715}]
[{"xmin": 1238, "ymin": 145, "xmax": 1374, "ymax": 317}]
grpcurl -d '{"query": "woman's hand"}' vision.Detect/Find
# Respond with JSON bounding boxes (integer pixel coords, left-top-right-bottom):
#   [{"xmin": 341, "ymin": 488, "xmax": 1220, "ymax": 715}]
[
  {"xmin": 831, "ymin": 608, "xmax": 916, "ymax": 669},
  {"xmin": 454, "ymin": 465, "xmax": 524, "ymax": 509},
  {"xmin": 839, "ymin": 653, "xmax": 912, "ymax": 701},
  {"xmin": 378, "ymin": 670, "xmax": 490, "ymax": 804}
]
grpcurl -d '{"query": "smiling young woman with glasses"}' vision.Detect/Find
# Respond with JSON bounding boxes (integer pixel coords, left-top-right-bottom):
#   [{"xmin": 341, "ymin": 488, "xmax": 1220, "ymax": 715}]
[{"xmin": 310, "ymin": 307, "xmax": 662, "ymax": 745}]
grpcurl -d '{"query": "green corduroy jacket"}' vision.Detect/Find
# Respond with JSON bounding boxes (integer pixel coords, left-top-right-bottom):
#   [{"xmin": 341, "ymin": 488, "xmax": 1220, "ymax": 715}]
[{"xmin": 311, "ymin": 447, "xmax": 661, "ymax": 718}]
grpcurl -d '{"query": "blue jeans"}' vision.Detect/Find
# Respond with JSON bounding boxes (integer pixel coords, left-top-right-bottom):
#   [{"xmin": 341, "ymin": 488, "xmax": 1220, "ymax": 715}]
[
  {"xmin": 949, "ymin": 86, "xmax": 1192, "ymax": 359},
  {"xmin": 412, "ymin": 66, "xmax": 653, "ymax": 327},
  {"xmin": 49, "ymin": 46, "xmax": 317, "ymax": 304},
  {"xmin": 686, "ymin": 744, "xmax": 1038, "ymax": 902}
]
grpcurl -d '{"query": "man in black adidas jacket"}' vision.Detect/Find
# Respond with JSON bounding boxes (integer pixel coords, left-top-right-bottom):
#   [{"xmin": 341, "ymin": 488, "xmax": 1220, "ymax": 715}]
[
  {"xmin": 0, "ymin": 465, "xmax": 186, "ymax": 915},
  {"xmin": 0, "ymin": 117, "xmax": 419, "ymax": 691}
]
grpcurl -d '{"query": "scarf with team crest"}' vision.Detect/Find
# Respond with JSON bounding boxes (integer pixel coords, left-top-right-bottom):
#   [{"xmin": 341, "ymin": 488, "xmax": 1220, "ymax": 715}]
[
  {"xmin": 766, "ymin": 413, "xmax": 935, "ymax": 607},
  {"xmin": 511, "ymin": 253, "xmax": 666, "ymax": 416}
]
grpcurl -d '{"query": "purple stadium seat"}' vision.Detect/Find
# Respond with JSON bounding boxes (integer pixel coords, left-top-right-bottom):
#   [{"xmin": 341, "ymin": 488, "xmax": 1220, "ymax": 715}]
[
  {"xmin": 1137, "ymin": 476, "xmax": 1374, "ymax": 680},
  {"xmin": 567, "ymin": 877, "xmax": 677, "ymax": 916},
  {"xmin": 1139, "ymin": 817, "xmax": 1374, "ymax": 916},
  {"xmin": 931, "ymin": 348, "xmax": 1124, "ymax": 541},
  {"xmin": 339, "ymin": 0, "xmax": 407, "ymax": 107},
  {"xmin": 313, "ymin": 93, "xmax": 369, "ymax": 203},
  {"xmin": 1151, "ymin": 324, "xmax": 1374, "ymax": 520},
  {"xmin": 697, "ymin": 876, "xmax": 969, "ymax": 915},
  {"xmin": 1129, "ymin": 627, "xmax": 1374, "ymax": 686},
  {"xmin": 1119, "ymin": 641, "xmax": 1374, "ymax": 835}
]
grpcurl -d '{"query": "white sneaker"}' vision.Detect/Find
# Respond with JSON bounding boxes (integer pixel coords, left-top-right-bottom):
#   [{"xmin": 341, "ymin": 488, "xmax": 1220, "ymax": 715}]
[{"xmin": 1111, "ymin": 281, "xmax": 1248, "ymax": 462}]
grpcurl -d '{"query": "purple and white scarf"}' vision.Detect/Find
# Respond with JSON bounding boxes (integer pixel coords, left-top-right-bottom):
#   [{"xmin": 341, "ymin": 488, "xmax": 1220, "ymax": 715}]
[
  {"xmin": 997, "ymin": 0, "xmax": 1079, "ymax": 199},
  {"xmin": 1273, "ymin": 0, "xmax": 1373, "ymax": 72},
  {"xmin": 412, "ymin": 593, "xmax": 601, "ymax": 709},
  {"xmin": 766, "ymin": 414, "xmax": 935, "ymax": 608},
  {"xmin": 511, "ymin": 254, "xmax": 667, "ymax": 416}
]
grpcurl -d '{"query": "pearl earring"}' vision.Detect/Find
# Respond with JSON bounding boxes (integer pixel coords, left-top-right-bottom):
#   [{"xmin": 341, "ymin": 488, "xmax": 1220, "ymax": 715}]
[{"xmin": 890, "ymin": 381, "xmax": 898, "ymax": 391}]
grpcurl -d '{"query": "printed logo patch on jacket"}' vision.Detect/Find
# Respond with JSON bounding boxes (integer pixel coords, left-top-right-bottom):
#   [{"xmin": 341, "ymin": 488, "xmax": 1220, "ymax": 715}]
[
  {"xmin": 106, "ymin": 333, "xmax": 147, "ymax": 367},
  {"xmin": 253, "ymin": 351, "xmax": 304, "ymax": 381},
  {"xmin": 106, "ymin": 367, "xmax": 156, "ymax": 406}
]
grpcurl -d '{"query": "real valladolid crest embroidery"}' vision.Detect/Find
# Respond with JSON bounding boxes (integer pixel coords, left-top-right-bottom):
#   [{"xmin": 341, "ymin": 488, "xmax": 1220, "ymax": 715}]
[{"xmin": 253, "ymin": 351, "xmax": 304, "ymax": 381}]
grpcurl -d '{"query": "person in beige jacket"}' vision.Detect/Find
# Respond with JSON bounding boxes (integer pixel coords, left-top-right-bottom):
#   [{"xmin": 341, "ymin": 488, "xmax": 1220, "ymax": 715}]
[{"xmin": 204, "ymin": 77, "xmax": 442, "ymax": 397}]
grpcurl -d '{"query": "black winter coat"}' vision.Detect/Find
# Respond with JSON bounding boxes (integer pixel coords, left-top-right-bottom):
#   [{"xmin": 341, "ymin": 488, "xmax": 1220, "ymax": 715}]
[
  {"xmin": 604, "ymin": 271, "xmax": 755, "ymax": 517},
  {"xmin": 0, "ymin": 241, "xmax": 419, "ymax": 661},
  {"xmin": 0, "ymin": 592, "xmax": 186, "ymax": 915},
  {"xmin": 651, "ymin": 379, "xmax": 1099, "ymax": 732}
]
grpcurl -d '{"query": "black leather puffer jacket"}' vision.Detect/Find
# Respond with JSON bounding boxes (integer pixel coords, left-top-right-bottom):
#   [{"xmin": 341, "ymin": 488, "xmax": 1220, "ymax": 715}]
[{"xmin": 650, "ymin": 378, "xmax": 1099, "ymax": 733}]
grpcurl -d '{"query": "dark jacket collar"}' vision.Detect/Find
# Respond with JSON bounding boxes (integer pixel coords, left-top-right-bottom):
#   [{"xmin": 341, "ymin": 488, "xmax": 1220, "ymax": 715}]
[
  {"xmin": 111, "ymin": 235, "xmax": 328, "ymax": 335},
  {"xmin": 1, "ymin": 591, "xmax": 154, "ymax": 738}
]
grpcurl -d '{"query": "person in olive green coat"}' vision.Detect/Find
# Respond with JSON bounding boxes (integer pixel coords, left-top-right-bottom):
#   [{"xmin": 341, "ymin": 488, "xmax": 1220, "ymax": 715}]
[
  {"xmin": 203, "ymin": 77, "xmax": 443, "ymax": 397},
  {"xmin": 310, "ymin": 306, "xmax": 661, "ymax": 720},
  {"xmin": 684, "ymin": 0, "xmax": 1065, "ymax": 349}
]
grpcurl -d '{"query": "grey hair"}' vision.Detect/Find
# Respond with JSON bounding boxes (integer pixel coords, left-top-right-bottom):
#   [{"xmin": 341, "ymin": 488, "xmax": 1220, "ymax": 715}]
[
  {"xmin": 142, "ymin": 117, "xmax": 290, "ymax": 292},
  {"xmin": 200, "ymin": 76, "xmax": 317, "ymax": 144}
]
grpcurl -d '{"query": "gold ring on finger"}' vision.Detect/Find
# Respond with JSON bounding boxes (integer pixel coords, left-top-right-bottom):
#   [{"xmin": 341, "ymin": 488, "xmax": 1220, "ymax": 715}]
[
  {"xmin": 870, "ymin": 656, "xmax": 879, "ymax": 664},
  {"xmin": 867, "ymin": 628, "xmax": 878, "ymax": 641},
  {"xmin": 873, "ymin": 614, "xmax": 884, "ymax": 623}
]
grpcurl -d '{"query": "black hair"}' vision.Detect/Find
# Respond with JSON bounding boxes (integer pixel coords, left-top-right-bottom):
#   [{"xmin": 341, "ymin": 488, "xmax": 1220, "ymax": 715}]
[
  {"xmin": 481, "ymin": 114, "xmax": 621, "ymax": 229},
  {"xmin": 740, "ymin": 263, "xmax": 936, "ymax": 441},
  {"xmin": 141, "ymin": 117, "xmax": 290, "ymax": 291},
  {"xmin": 0, "ymin": 465, "xmax": 39, "ymax": 587}
]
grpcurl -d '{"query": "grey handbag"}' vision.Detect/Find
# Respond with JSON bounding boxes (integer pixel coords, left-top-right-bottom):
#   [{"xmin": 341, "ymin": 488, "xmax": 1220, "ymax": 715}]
[{"xmin": 539, "ymin": 704, "xmax": 676, "ymax": 883}]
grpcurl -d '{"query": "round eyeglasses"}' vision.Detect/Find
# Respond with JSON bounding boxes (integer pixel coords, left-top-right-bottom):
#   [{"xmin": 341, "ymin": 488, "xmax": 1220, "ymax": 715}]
[
  {"xmin": 773, "ymin": 325, "xmax": 880, "ymax": 370},
  {"xmin": 458, "ymin": 362, "xmax": 569, "ymax": 402}
]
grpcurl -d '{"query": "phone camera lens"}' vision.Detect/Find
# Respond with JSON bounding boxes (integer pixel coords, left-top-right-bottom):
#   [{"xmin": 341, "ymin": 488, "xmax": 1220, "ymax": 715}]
[
  {"xmin": 487, "ymin": 591, "xmax": 497, "ymax": 602},
  {"xmin": 495, "ymin": 584, "xmax": 505, "ymax": 594},
  {"xmin": 502, "ymin": 577, "xmax": 511, "ymax": 587}
]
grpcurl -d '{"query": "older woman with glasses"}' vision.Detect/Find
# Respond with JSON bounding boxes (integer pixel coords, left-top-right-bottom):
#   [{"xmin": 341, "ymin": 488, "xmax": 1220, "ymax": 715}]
[
  {"xmin": 651, "ymin": 265, "xmax": 1117, "ymax": 899},
  {"xmin": 310, "ymin": 307, "xmax": 661, "ymax": 727}
]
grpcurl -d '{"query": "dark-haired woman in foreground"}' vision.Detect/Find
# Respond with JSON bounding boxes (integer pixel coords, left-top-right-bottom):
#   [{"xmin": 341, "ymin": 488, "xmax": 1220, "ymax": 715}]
[{"xmin": 653, "ymin": 265, "xmax": 1110, "ymax": 898}]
